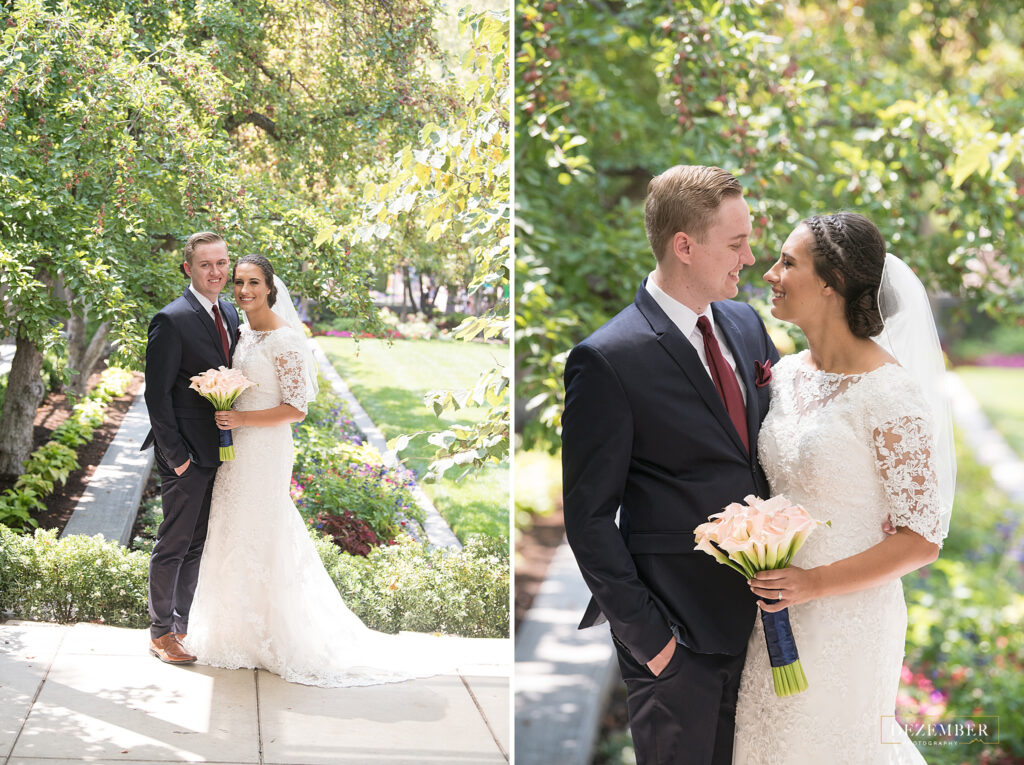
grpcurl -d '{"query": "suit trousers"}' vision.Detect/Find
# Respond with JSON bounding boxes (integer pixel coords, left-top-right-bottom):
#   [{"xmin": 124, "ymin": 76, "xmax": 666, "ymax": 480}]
[
  {"xmin": 612, "ymin": 630, "xmax": 747, "ymax": 765},
  {"xmin": 148, "ymin": 447, "xmax": 217, "ymax": 639}
]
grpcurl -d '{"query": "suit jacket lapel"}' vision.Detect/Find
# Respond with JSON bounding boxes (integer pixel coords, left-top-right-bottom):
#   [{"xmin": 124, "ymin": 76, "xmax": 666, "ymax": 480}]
[
  {"xmin": 634, "ymin": 282, "xmax": 747, "ymax": 456},
  {"xmin": 183, "ymin": 288, "xmax": 229, "ymax": 366},
  {"xmin": 713, "ymin": 302, "xmax": 759, "ymax": 459}
]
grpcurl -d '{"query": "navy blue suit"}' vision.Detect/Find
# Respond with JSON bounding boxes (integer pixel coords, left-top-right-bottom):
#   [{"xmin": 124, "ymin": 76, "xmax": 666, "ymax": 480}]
[
  {"xmin": 141, "ymin": 288, "xmax": 240, "ymax": 639},
  {"xmin": 562, "ymin": 280, "xmax": 779, "ymax": 764}
]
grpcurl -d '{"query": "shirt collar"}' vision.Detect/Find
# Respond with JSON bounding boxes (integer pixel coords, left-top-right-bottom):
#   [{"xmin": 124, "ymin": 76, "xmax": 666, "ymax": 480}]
[
  {"xmin": 645, "ymin": 272, "xmax": 714, "ymax": 338},
  {"xmin": 188, "ymin": 283, "xmax": 217, "ymax": 314}
]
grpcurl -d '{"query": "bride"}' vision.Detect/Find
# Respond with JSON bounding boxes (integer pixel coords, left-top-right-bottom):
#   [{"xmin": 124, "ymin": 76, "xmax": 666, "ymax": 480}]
[
  {"xmin": 183, "ymin": 254, "xmax": 502, "ymax": 687},
  {"xmin": 732, "ymin": 213, "xmax": 955, "ymax": 763}
]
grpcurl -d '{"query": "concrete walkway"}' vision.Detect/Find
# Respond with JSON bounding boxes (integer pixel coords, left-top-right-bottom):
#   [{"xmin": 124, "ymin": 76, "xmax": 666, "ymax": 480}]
[
  {"xmin": 0, "ymin": 343, "xmax": 14, "ymax": 377},
  {"xmin": 1, "ymin": 621, "xmax": 509, "ymax": 764},
  {"xmin": 947, "ymin": 370, "xmax": 1024, "ymax": 503},
  {"xmin": 514, "ymin": 541, "xmax": 617, "ymax": 765},
  {"xmin": 60, "ymin": 385, "xmax": 154, "ymax": 546}
]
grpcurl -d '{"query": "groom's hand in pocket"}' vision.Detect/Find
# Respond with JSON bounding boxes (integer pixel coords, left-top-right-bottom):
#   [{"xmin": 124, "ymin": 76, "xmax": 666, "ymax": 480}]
[
  {"xmin": 174, "ymin": 458, "xmax": 191, "ymax": 476},
  {"xmin": 646, "ymin": 636, "xmax": 676, "ymax": 677}
]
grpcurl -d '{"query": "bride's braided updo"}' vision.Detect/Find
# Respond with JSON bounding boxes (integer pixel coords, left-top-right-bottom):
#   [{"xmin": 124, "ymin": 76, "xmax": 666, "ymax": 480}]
[
  {"xmin": 232, "ymin": 254, "xmax": 278, "ymax": 308},
  {"xmin": 803, "ymin": 212, "xmax": 886, "ymax": 338}
]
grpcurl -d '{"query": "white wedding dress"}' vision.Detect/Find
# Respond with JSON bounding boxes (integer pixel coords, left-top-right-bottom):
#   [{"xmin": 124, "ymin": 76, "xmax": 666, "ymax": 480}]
[
  {"xmin": 733, "ymin": 351, "xmax": 944, "ymax": 764},
  {"xmin": 185, "ymin": 325, "xmax": 502, "ymax": 687}
]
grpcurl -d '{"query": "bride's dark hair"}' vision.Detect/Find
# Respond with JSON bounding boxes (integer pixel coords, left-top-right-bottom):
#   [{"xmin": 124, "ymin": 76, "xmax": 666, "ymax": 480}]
[
  {"xmin": 802, "ymin": 212, "xmax": 886, "ymax": 338},
  {"xmin": 232, "ymin": 254, "xmax": 278, "ymax": 308}
]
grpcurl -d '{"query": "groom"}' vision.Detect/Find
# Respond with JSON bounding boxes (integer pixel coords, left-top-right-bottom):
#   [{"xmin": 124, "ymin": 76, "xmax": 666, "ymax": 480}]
[
  {"xmin": 562, "ymin": 165, "xmax": 780, "ymax": 764},
  {"xmin": 141, "ymin": 231, "xmax": 240, "ymax": 664}
]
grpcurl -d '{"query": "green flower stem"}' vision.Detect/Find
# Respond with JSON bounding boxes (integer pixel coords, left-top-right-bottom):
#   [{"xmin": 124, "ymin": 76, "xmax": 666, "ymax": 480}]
[{"xmin": 771, "ymin": 660, "xmax": 808, "ymax": 697}]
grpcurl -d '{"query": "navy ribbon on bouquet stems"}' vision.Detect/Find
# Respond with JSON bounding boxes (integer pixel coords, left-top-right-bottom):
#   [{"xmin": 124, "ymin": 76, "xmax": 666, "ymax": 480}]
[{"xmin": 760, "ymin": 599, "xmax": 806, "ymax": 696}]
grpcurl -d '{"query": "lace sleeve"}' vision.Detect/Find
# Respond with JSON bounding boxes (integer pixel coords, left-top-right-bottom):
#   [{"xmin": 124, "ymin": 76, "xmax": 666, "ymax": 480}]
[
  {"xmin": 272, "ymin": 333, "xmax": 308, "ymax": 414},
  {"xmin": 872, "ymin": 415, "xmax": 943, "ymax": 546}
]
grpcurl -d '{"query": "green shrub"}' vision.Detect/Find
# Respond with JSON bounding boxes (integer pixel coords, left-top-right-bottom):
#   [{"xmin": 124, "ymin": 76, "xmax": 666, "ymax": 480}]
[
  {"xmin": 319, "ymin": 534, "xmax": 509, "ymax": 638},
  {"xmin": 303, "ymin": 379, "xmax": 363, "ymax": 441},
  {"xmin": 903, "ymin": 561, "xmax": 1024, "ymax": 761},
  {"xmin": 130, "ymin": 494, "xmax": 164, "ymax": 556},
  {"xmin": 22, "ymin": 441, "xmax": 79, "ymax": 488},
  {"xmin": 0, "ymin": 525, "xmax": 508, "ymax": 638},
  {"xmin": 293, "ymin": 408, "xmax": 421, "ymax": 538},
  {"xmin": 93, "ymin": 367, "xmax": 133, "ymax": 400},
  {"xmin": 318, "ymin": 316, "xmax": 364, "ymax": 333},
  {"xmin": 71, "ymin": 398, "xmax": 106, "ymax": 428},
  {"xmin": 52, "ymin": 419, "xmax": 93, "ymax": 448},
  {"xmin": 0, "ymin": 527, "xmax": 149, "ymax": 627},
  {"xmin": 0, "ymin": 489, "xmax": 43, "ymax": 529}
]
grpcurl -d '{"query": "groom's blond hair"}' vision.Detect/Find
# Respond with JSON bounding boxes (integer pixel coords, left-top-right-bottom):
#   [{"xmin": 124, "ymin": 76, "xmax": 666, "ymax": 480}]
[
  {"xmin": 184, "ymin": 231, "xmax": 225, "ymax": 266},
  {"xmin": 644, "ymin": 165, "xmax": 743, "ymax": 261}
]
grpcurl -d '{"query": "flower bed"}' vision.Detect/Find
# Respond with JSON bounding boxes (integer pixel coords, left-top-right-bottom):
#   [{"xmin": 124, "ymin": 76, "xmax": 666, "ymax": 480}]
[
  {"xmin": 897, "ymin": 434, "xmax": 1024, "ymax": 762},
  {"xmin": 292, "ymin": 385, "xmax": 424, "ymax": 551},
  {"xmin": 0, "ymin": 367, "xmax": 134, "ymax": 530}
]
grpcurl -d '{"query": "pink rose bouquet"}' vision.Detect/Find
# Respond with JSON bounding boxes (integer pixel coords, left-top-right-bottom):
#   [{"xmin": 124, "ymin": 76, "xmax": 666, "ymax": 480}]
[
  {"xmin": 694, "ymin": 494, "xmax": 826, "ymax": 696},
  {"xmin": 189, "ymin": 366, "xmax": 254, "ymax": 460}
]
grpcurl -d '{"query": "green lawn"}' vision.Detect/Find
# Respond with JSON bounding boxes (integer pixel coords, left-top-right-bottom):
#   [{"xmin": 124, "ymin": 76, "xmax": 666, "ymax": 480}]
[
  {"xmin": 318, "ymin": 337, "xmax": 508, "ymax": 543},
  {"xmin": 955, "ymin": 366, "xmax": 1024, "ymax": 458}
]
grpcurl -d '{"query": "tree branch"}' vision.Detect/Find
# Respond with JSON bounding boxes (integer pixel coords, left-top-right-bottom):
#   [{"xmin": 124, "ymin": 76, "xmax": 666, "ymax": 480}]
[{"xmin": 223, "ymin": 111, "xmax": 281, "ymax": 140}]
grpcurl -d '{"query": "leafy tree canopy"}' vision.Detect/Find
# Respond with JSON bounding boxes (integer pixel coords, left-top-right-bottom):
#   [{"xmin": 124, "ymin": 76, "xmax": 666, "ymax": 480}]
[
  {"xmin": 515, "ymin": 0, "xmax": 1024, "ymax": 450},
  {"xmin": 0, "ymin": 0, "xmax": 460, "ymax": 473}
]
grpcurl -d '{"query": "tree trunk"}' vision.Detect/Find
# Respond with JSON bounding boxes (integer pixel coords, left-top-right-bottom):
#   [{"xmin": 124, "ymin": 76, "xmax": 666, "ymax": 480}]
[
  {"xmin": 402, "ymin": 266, "xmax": 419, "ymax": 314},
  {"xmin": 65, "ymin": 314, "xmax": 110, "ymax": 396},
  {"xmin": 0, "ymin": 329, "xmax": 46, "ymax": 477},
  {"xmin": 419, "ymin": 272, "xmax": 434, "ymax": 318}
]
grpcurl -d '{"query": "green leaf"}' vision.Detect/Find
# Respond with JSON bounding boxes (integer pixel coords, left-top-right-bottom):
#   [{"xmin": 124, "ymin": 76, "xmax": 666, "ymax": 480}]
[{"xmin": 950, "ymin": 136, "xmax": 999, "ymax": 189}]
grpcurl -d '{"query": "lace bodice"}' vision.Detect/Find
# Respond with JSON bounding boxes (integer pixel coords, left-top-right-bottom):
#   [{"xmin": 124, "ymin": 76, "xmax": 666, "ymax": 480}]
[
  {"xmin": 759, "ymin": 350, "xmax": 944, "ymax": 553},
  {"xmin": 232, "ymin": 325, "xmax": 308, "ymax": 414}
]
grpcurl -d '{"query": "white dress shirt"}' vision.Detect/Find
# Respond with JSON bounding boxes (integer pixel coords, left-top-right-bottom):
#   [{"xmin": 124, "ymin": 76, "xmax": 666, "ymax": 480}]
[
  {"xmin": 645, "ymin": 274, "xmax": 747, "ymax": 404},
  {"xmin": 188, "ymin": 283, "xmax": 228, "ymax": 336}
]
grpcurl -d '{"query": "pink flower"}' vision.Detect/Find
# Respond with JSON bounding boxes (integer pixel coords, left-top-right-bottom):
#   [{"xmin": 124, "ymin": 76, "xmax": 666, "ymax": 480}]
[
  {"xmin": 189, "ymin": 366, "xmax": 254, "ymax": 410},
  {"xmin": 693, "ymin": 494, "xmax": 827, "ymax": 576}
]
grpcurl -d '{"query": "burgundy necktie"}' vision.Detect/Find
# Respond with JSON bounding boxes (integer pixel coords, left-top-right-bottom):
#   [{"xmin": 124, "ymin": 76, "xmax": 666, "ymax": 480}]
[
  {"xmin": 697, "ymin": 316, "xmax": 749, "ymax": 453},
  {"xmin": 212, "ymin": 304, "xmax": 230, "ymax": 362}
]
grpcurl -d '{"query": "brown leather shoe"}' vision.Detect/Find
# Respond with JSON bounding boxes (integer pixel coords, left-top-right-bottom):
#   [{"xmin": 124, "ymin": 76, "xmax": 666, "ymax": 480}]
[
  {"xmin": 174, "ymin": 633, "xmax": 187, "ymax": 642},
  {"xmin": 150, "ymin": 633, "xmax": 197, "ymax": 664}
]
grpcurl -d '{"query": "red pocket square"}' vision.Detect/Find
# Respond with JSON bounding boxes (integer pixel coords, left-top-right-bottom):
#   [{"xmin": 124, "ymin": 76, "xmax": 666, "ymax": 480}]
[{"xmin": 755, "ymin": 359, "xmax": 773, "ymax": 388}]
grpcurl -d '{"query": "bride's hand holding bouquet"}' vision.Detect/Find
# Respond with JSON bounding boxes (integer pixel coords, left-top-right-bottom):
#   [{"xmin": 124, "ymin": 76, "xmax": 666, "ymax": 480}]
[
  {"xmin": 189, "ymin": 366, "xmax": 254, "ymax": 460},
  {"xmin": 694, "ymin": 494, "xmax": 827, "ymax": 696}
]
